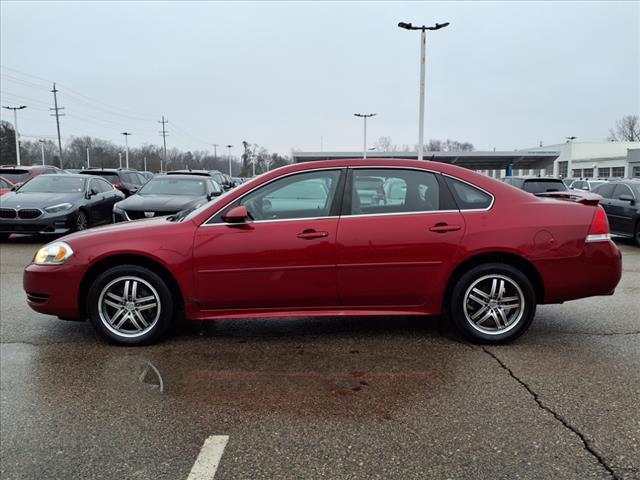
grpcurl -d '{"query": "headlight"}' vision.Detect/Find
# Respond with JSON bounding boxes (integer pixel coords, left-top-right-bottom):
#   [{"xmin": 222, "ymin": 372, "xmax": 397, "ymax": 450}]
[
  {"xmin": 44, "ymin": 203, "xmax": 73, "ymax": 213},
  {"xmin": 34, "ymin": 242, "xmax": 74, "ymax": 265}
]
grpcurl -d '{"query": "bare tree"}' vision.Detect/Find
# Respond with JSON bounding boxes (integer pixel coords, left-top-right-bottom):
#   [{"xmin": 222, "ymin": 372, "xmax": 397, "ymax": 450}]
[
  {"xmin": 375, "ymin": 136, "xmax": 397, "ymax": 152},
  {"xmin": 608, "ymin": 114, "xmax": 640, "ymax": 142}
]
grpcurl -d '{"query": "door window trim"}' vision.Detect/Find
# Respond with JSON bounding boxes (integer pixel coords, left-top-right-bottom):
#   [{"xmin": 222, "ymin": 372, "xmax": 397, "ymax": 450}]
[{"xmin": 201, "ymin": 167, "xmax": 346, "ymax": 227}]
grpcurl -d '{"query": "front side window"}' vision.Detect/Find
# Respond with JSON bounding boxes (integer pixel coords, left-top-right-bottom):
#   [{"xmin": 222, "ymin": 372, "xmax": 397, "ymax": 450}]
[
  {"xmin": 234, "ymin": 170, "xmax": 341, "ymax": 221},
  {"xmin": 350, "ymin": 169, "xmax": 440, "ymax": 215}
]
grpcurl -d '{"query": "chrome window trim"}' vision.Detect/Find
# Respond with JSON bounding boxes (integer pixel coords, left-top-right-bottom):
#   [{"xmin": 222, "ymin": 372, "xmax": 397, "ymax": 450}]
[
  {"xmin": 200, "ymin": 166, "xmax": 345, "ymax": 227},
  {"xmin": 199, "ymin": 165, "xmax": 495, "ymax": 228}
]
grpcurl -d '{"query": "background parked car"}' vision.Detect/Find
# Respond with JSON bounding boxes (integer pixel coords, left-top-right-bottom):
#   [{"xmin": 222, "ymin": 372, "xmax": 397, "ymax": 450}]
[
  {"xmin": 501, "ymin": 176, "xmax": 568, "ymax": 194},
  {"xmin": 592, "ymin": 180, "xmax": 640, "ymax": 246},
  {"xmin": 113, "ymin": 174, "xmax": 222, "ymax": 221},
  {"xmin": 0, "ymin": 174, "xmax": 124, "ymax": 240},
  {"xmin": 167, "ymin": 169, "xmax": 232, "ymax": 190},
  {"xmin": 140, "ymin": 171, "xmax": 155, "ymax": 181},
  {"xmin": 0, "ymin": 176, "xmax": 14, "ymax": 195},
  {"xmin": 569, "ymin": 179, "xmax": 607, "ymax": 192},
  {"xmin": 79, "ymin": 168, "xmax": 147, "ymax": 197},
  {"xmin": 0, "ymin": 165, "xmax": 62, "ymax": 186}
]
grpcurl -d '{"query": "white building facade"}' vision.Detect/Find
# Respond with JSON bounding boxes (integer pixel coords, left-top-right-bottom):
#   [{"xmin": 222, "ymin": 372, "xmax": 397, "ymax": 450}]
[{"xmin": 525, "ymin": 142, "xmax": 640, "ymax": 179}]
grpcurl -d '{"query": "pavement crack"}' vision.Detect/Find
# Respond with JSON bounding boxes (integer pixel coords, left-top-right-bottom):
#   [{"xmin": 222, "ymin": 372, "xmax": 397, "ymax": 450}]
[{"xmin": 482, "ymin": 347, "xmax": 620, "ymax": 480}]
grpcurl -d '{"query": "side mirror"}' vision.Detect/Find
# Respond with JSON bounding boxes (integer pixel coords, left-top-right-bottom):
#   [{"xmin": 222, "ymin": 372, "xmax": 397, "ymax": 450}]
[
  {"xmin": 222, "ymin": 205, "xmax": 249, "ymax": 224},
  {"xmin": 618, "ymin": 194, "xmax": 635, "ymax": 204}
]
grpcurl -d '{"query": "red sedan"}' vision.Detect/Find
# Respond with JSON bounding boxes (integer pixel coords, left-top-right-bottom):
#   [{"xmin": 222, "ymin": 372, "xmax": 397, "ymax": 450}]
[
  {"xmin": 23, "ymin": 159, "xmax": 622, "ymax": 346},
  {"xmin": 0, "ymin": 176, "xmax": 14, "ymax": 196}
]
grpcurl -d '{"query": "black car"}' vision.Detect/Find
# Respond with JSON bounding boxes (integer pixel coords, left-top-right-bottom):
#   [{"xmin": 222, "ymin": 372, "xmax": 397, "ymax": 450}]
[
  {"xmin": 167, "ymin": 169, "xmax": 232, "ymax": 190},
  {"xmin": 0, "ymin": 174, "xmax": 124, "ymax": 240},
  {"xmin": 592, "ymin": 180, "xmax": 640, "ymax": 246},
  {"xmin": 501, "ymin": 176, "xmax": 568, "ymax": 194},
  {"xmin": 112, "ymin": 174, "xmax": 222, "ymax": 221},
  {"xmin": 79, "ymin": 168, "xmax": 148, "ymax": 197}
]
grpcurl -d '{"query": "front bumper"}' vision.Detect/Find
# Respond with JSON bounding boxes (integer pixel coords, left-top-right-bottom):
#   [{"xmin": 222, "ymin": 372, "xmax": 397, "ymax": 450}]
[
  {"xmin": 0, "ymin": 211, "xmax": 76, "ymax": 235},
  {"xmin": 23, "ymin": 261, "xmax": 84, "ymax": 319}
]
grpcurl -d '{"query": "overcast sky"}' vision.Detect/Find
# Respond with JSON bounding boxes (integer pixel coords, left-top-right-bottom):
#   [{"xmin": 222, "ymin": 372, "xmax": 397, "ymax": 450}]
[{"xmin": 1, "ymin": 1, "xmax": 638, "ymax": 156}]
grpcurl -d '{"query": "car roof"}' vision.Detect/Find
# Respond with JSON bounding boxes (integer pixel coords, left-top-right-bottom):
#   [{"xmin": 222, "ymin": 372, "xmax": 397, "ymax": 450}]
[
  {"xmin": 147, "ymin": 174, "xmax": 211, "ymax": 181},
  {"xmin": 168, "ymin": 169, "xmax": 220, "ymax": 174},
  {"xmin": 502, "ymin": 176, "xmax": 563, "ymax": 180},
  {"xmin": 0, "ymin": 164, "xmax": 59, "ymax": 170},
  {"xmin": 79, "ymin": 168, "xmax": 138, "ymax": 173},
  {"xmin": 37, "ymin": 173, "xmax": 93, "ymax": 179}
]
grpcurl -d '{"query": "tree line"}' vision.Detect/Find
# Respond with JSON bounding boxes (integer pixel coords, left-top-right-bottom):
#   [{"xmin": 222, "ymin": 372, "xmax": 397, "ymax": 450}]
[{"xmin": 0, "ymin": 121, "xmax": 291, "ymax": 177}]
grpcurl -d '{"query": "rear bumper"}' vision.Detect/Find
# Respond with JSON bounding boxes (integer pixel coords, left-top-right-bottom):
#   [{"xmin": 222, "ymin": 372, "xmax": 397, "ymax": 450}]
[
  {"xmin": 535, "ymin": 240, "xmax": 623, "ymax": 304},
  {"xmin": 23, "ymin": 262, "xmax": 83, "ymax": 319}
]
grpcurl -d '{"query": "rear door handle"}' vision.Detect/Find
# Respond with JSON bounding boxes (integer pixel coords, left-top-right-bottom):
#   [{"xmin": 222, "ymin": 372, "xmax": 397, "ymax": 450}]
[
  {"xmin": 297, "ymin": 229, "xmax": 329, "ymax": 239},
  {"xmin": 429, "ymin": 223, "xmax": 462, "ymax": 233}
]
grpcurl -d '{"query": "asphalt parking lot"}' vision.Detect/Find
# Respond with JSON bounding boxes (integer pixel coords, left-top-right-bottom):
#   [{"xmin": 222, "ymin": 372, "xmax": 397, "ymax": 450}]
[{"xmin": 1, "ymin": 237, "xmax": 638, "ymax": 480}]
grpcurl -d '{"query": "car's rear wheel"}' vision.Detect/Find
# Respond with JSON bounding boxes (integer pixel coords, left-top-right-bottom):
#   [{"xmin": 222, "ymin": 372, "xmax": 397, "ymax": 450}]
[
  {"xmin": 448, "ymin": 263, "xmax": 536, "ymax": 344},
  {"xmin": 87, "ymin": 265, "xmax": 174, "ymax": 345},
  {"xmin": 634, "ymin": 221, "xmax": 640, "ymax": 247}
]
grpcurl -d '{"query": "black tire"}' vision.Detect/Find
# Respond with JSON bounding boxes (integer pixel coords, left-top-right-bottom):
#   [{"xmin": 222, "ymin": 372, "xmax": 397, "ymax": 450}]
[
  {"xmin": 634, "ymin": 221, "xmax": 640, "ymax": 247},
  {"xmin": 75, "ymin": 210, "xmax": 89, "ymax": 232},
  {"xmin": 87, "ymin": 265, "xmax": 174, "ymax": 346},
  {"xmin": 448, "ymin": 263, "xmax": 536, "ymax": 344}
]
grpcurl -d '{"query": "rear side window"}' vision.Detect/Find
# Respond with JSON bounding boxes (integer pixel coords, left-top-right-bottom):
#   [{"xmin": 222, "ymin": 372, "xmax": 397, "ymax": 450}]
[
  {"xmin": 592, "ymin": 183, "xmax": 615, "ymax": 199},
  {"xmin": 612, "ymin": 184, "xmax": 635, "ymax": 200},
  {"xmin": 445, "ymin": 177, "xmax": 493, "ymax": 210}
]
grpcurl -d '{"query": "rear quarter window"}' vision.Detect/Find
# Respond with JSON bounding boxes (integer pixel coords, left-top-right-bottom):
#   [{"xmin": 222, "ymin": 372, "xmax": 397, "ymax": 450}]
[{"xmin": 445, "ymin": 177, "xmax": 493, "ymax": 210}]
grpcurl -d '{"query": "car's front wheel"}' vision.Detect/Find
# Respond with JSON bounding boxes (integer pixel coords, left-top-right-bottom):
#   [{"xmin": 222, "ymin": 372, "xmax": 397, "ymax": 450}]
[
  {"xmin": 75, "ymin": 210, "xmax": 88, "ymax": 231},
  {"xmin": 448, "ymin": 263, "xmax": 536, "ymax": 344},
  {"xmin": 87, "ymin": 265, "xmax": 174, "ymax": 345}
]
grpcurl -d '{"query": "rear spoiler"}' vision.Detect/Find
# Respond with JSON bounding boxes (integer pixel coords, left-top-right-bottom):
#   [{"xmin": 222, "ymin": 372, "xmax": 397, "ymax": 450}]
[{"xmin": 535, "ymin": 191, "xmax": 602, "ymax": 206}]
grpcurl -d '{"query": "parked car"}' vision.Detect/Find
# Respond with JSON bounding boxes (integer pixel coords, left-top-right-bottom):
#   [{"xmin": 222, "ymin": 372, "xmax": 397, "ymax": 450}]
[
  {"xmin": 0, "ymin": 174, "xmax": 123, "ymax": 240},
  {"xmin": 167, "ymin": 169, "xmax": 232, "ymax": 190},
  {"xmin": 569, "ymin": 179, "xmax": 607, "ymax": 192},
  {"xmin": 140, "ymin": 171, "xmax": 155, "ymax": 181},
  {"xmin": 592, "ymin": 180, "xmax": 640, "ymax": 246},
  {"xmin": 0, "ymin": 176, "xmax": 14, "ymax": 195},
  {"xmin": 79, "ymin": 168, "xmax": 147, "ymax": 197},
  {"xmin": 23, "ymin": 159, "xmax": 621, "ymax": 346},
  {"xmin": 0, "ymin": 165, "xmax": 62, "ymax": 186},
  {"xmin": 113, "ymin": 174, "xmax": 222, "ymax": 221},
  {"xmin": 501, "ymin": 176, "xmax": 568, "ymax": 193}
]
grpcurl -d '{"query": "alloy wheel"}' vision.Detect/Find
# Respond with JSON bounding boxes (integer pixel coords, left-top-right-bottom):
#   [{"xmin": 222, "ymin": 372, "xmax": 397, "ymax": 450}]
[
  {"xmin": 76, "ymin": 212, "xmax": 88, "ymax": 231},
  {"xmin": 462, "ymin": 274, "xmax": 525, "ymax": 335},
  {"xmin": 98, "ymin": 276, "xmax": 161, "ymax": 338}
]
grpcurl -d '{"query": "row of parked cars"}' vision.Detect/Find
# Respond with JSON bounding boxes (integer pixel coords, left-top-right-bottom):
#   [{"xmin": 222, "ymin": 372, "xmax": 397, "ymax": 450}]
[
  {"xmin": 0, "ymin": 164, "xmax": 245, "ymax": 240},
  {"xmin": 502, "ymin": 175, "xmax": 640, "ymax": 245}
]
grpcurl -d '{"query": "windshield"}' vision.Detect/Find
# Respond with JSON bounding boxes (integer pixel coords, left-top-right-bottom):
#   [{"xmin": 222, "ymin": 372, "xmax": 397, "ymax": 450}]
[
  {"xmin": 0, "ymin": 169, "xmax": 29, "ymax": 183},
  {"xmin": 523, "ymin": 179, "xmax": 567, "ymax": 194},
  {"xmin": 18, "ymin": 176, "xmax": 85, "ymax": 193},
  {"xmin": 139, "ymin": 177, "xmax": 206, "ymax": 196}
]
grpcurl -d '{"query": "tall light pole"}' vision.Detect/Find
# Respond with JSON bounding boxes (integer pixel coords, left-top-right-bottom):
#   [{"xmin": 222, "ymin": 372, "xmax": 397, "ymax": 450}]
[
  {"xmin": 2, "ymin": 105, "xmax": 27, "ymax": 165},
  {"xmin": 121, "ymin": 132, "xmax": 132, "ymax": 169},
  {"xmin": 38, "ymin": 139, "xmax": 46, "ymax": 165},
  {"xmin": 354, "ymin": 113, "xmax": 376, "ymax": 159},
  {"xmin": 226, "ymin": 144, "xmax": 233, "ymax": 176},
  {"xmin": 398, "ymin": 21, "xmax": 450, "ymax": 161},
  {"xmin": 86, "ymin": 142, "xmax": 91, "ymax": 168}
]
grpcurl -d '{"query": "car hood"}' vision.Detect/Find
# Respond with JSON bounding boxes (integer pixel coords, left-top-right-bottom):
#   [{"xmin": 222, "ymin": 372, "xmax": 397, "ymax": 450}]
[
  {"xmin": 116, "ymin": 194, "xmax": 205, "ymax": 211},
  {"xmin": 0, "ymin": 191, "xmax": 81, "ymax": 208},
  {"xmin": 62, "ymin": 216, "xmax": 181, "ymax": 244}
]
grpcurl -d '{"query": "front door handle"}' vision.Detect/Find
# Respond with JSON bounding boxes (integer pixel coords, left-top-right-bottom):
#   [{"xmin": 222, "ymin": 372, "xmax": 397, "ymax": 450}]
[
  {"xmin": 297, "ymin": 229, "xmax": 329, "ymax": 239},
  {"xmin": 429, "ymin": 223, "xmax": 462, "ymax": 233}
]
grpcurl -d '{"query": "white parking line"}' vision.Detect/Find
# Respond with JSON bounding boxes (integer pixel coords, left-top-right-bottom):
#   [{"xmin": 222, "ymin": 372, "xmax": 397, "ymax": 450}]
[{"xmin": 187, "ymin": 435, "xmax": 229, "ymax": 480}]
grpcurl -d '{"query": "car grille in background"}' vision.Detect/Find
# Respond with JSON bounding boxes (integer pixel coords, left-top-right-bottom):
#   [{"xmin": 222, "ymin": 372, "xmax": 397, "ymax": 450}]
[
  {"xmin": 17, "ymin": 209, "xmax": 42, "ymax": 219},
  {"xmin": 125, "ymin": 210, "xmax": 176, "ymax": 220},
  {"xmin": 0, "ymin": 208, "xmax": 43, "ymax": 220},
  {"xmin": 0, "ymin": 208, "xmax": 16, "ymax": 219}
]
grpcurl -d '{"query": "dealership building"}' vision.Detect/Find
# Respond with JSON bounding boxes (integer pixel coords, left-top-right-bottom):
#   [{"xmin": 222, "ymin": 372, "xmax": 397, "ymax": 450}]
[{"xmin": 292, "ymin": 141, "xmax": 640, "ymax": 179}]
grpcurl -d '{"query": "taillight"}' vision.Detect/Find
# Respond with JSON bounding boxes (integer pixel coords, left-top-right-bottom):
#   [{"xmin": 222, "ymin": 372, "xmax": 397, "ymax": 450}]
[{"xmin": 586, "ymin": 206, "xmax": 610, "ymax": 243}]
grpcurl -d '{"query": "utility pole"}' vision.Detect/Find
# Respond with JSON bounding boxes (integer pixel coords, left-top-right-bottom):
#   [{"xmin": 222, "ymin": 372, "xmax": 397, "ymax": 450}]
[
  {"xmin": 39, "ymin": 139, "xmax": 46, "ymax": 165},
  {"xmin": 2, "ymin": 105, "xmax": 27, "ymax": 165},
  {"xmin": 212, "ymin": 143, "xmax": 218, "ymax": 167},
  {"xmin": 354, "ymin": 113, "xmax": 376, "ymax": 159},
  {"xmin": 50, "ymin": 83, "xmax": 65, "ymax": 168},
  {"xmin": 398, "ymin": 21, "xmax": 450, "ymax": 161},
  {"xmin": 118, "ymin": 153, "xmax": 122, "ymax": 168},
  {"xmin": 121, "ymin": 132, "xmax": 132, "ymax": 169},
  {"xmin": 86, "ymin": 142, "xmax": 91, "ymax": 168},
  {"xmin": 144, "ymin": 156, "xmax": 147, "ymax": 173},
  {"xmin": 226, "ymin": 144, "xmax": 233, "ymax": 176},
  {"xmin": 159, "ymin": 116, "xmax": 168, "ymax": 173}
]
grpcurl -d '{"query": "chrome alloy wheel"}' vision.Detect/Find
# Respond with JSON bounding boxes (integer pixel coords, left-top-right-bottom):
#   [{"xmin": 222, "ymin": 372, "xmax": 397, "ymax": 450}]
[
  {"xmin": 462, "ymin": 274, "xmax": 525, "ymax": 335},
  {"xmin": 98, "ymin": 276, "xmax": 161, "ymax": 338}
]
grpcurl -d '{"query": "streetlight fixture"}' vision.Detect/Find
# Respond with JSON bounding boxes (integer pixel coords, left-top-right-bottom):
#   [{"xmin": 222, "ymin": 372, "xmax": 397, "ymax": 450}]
[
  {"xmin": 2, "ymin": 105, "xmax": 27, "ymax": 165},
  {"xmin": 226, "ymin": 144, "xmax": 233, "ymax": 176},
  {"xmin": 38, "ymin": 139, "xmax": 46, "ymax": 166},
  {"xmin": 354, "ymin": 113, "xmax": 376, "ymax": 159},
  {"xmin": 398, "ymin": 20, "xmax": 450, "ymax": 161},
  {"xmin": 121, "ymin": 132, "xmax": 132, "ymax": 169}
]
